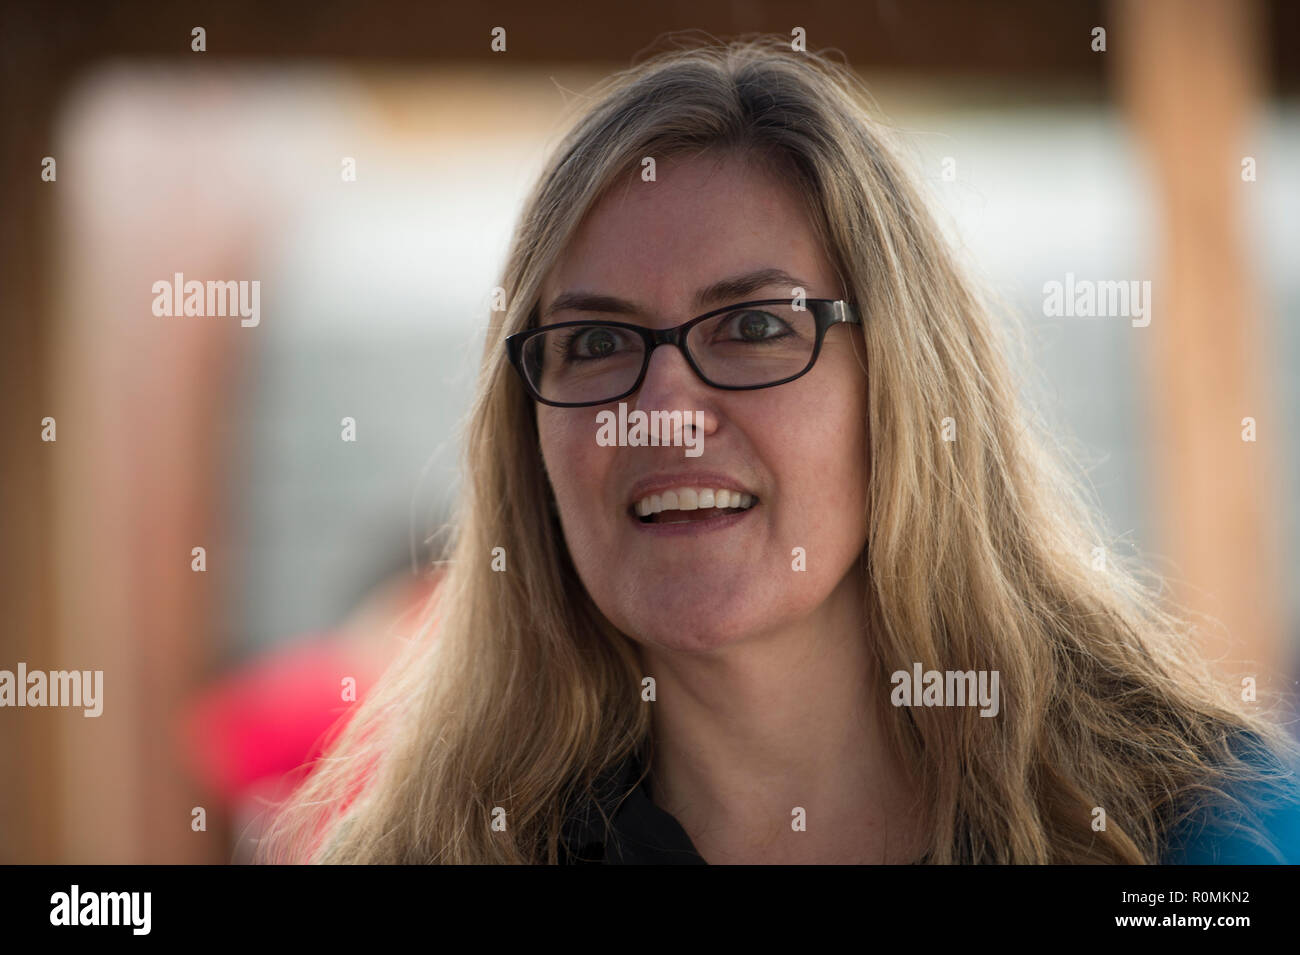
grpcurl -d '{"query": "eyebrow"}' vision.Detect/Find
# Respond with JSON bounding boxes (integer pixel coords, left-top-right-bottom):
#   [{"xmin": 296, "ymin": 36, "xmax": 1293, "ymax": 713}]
[{"xmin": 540, "ymin": 267, "xmax": 811, "ymax": 320}]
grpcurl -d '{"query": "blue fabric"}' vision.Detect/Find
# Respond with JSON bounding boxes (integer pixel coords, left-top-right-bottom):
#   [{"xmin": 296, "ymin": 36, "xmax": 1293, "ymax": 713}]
[
  {"xmin": 1158, "ymin": 730, "xmax": 1300, "ymax": 864},
  {"xmin": 1160, "ymin": 781, "xmax": 1300, "ymax": 864}
]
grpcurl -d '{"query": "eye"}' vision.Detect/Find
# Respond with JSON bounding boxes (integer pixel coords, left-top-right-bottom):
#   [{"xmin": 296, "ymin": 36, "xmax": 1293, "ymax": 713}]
[
  {"xmin": 574, "ymin": 327, "xmax": 617, "ymax": 358},
  {"xmin": 723, "ymin": 309, "xmax": 791, "ymax": 343},
  {"xmin": 556, "ymin": 325, "xmax": 632, "ymax": 362}
]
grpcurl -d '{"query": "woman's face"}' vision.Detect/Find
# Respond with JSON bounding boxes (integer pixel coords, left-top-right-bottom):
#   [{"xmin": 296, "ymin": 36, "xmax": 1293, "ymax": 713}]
[{"xmin": 536, "ymin": 152, "xmax": 870, "ymax": 654}]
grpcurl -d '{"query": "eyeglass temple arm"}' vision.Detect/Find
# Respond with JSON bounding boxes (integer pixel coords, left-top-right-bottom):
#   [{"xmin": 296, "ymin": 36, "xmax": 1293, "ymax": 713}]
[{"xmin": 831, "ymin": 301, "xmax": 861, "ymax": 325}]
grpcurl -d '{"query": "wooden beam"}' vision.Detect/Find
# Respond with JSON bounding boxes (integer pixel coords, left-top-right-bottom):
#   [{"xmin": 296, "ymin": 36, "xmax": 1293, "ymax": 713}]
[{"xmin": 1114, "ymin": 0, "xmax": 1288, "ymax": 686}]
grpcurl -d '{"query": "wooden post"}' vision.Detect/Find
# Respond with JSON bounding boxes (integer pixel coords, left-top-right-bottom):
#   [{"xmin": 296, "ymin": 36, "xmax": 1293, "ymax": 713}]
[{"xmin": 1113, "ymin": 0, "xmax": 1288, "ymax": 686}]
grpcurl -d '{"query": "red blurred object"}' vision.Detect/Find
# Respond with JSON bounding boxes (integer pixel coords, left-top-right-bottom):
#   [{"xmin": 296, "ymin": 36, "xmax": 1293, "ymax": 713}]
[
  {"xmin": 178, "ymin": 636, "xmax": 386, "ymax": 806},
  {"xmin": 178, "ymin": 572, "xmax": 437, "ymax": 809}
]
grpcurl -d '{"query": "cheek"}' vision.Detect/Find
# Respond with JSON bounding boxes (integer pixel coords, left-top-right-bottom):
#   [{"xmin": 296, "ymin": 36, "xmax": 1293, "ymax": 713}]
[
  {"xmin": 538, "ymin": 410, "xmax": 605, "ymax": 501},
  {"xmin": 809, "ymin": 357, "xmax": 869, "ymax": 480},
  {"xmin": 762, "ymin": 381, "xmax": 869, "ymax": 536},
  {"xmin": 761, "ymin": 381, "xmax": 867, "ymax": 481},
  {"xmin": 819, "ymin": 402, "xmax": 870, "ymax": 522}
]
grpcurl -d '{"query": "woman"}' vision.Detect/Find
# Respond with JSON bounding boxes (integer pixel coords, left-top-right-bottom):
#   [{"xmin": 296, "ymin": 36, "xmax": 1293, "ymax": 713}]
[{"xmin": 260, "ymin": 35, "xmax": 1300, "ymax": 864}]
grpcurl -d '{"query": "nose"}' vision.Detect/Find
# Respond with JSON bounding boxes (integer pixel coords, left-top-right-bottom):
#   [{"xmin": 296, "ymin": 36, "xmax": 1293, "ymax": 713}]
[{"xmin": 631, "ymin": 342, "xmax": 720, "ymax": 436}]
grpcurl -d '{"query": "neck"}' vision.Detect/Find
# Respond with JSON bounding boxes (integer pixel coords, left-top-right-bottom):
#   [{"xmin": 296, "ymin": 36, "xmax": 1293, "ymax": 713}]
[{"xmin": 636, "ymin": 565, "xmax": 925, "ymax": 864}]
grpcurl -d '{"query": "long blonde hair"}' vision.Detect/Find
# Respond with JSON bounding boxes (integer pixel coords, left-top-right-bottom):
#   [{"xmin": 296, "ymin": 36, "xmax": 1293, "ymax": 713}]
[{"xmin": 258, "ymin": 34, "xmax": 1300, "ymax": 863}]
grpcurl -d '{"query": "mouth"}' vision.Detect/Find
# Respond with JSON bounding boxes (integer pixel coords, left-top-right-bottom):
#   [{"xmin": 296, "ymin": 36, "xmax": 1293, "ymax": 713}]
[{"xmin": 628, "ymin": 487, "xmax": 760, "ymax": 526}]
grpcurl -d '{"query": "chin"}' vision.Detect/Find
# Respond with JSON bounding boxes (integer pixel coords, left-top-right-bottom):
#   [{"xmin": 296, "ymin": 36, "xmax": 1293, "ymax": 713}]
[
  {"xmin": 617, "ymin": 599, "xmax": 771, "ymax": 655},
  {"xmin": 630, "ymin": 624, "xmax": 750, "ymax": 655}
]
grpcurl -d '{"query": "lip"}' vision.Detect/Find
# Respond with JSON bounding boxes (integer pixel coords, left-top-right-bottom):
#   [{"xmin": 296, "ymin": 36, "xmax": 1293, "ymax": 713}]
[
  {"xmin": 624, "ymin": 470, "xmax": 759, "ymax": 510},
  {"xmin": 629, "ymin": 502, "xmax": 758, "ymax": 536}
]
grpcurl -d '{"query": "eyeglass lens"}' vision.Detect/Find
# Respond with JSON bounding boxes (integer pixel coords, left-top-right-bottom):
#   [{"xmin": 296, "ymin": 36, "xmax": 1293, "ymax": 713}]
[{"xmin": 521, "ymin": 302, "xmax": 818, "ymax": 403}]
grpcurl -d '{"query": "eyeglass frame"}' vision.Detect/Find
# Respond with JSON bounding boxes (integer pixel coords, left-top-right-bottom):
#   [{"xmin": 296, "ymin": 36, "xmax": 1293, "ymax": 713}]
[{"xmin": 505, "ymin": 297, "xmax": 862, "ymax": 408}]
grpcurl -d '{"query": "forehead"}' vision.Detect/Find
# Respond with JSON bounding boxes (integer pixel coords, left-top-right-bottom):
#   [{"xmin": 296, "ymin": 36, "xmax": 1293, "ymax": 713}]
[{"xmin": 540, "ymin": 152, "xmax": 832, "ymax": 311}]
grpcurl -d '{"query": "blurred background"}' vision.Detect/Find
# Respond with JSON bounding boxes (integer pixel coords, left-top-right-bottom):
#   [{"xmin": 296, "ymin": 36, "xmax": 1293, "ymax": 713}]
[{"xmin": 2, "ymin": 0, "xmax": 1298, "ymax": 862}]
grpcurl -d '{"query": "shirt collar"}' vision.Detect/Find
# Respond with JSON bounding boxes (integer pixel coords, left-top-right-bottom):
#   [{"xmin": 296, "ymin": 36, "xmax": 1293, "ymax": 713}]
[{"xmin": 560, "ymin": 749, "xmax": 707, "ymax": 865}]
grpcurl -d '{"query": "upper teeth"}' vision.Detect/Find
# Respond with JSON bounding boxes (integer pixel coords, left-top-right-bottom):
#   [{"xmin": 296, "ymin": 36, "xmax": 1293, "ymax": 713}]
[{"xmin": 634, "ymin": 487, "xmax": 756, "ymax": 517}]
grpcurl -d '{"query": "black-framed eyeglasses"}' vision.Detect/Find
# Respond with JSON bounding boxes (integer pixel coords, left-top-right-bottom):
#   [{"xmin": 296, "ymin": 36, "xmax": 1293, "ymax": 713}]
[{"xmin": 505, "ymin": 298, "xmax": 861, "ymax": 408}]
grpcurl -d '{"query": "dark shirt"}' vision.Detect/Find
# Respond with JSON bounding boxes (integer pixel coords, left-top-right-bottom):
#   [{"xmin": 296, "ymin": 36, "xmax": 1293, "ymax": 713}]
[
  {"xmin": 559, "ymin": 746, "xmax": 1300, "ymax": 865},
  {"xmin": 559, "ymin": 749, "xmax": 706, "ymax": 864}
]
